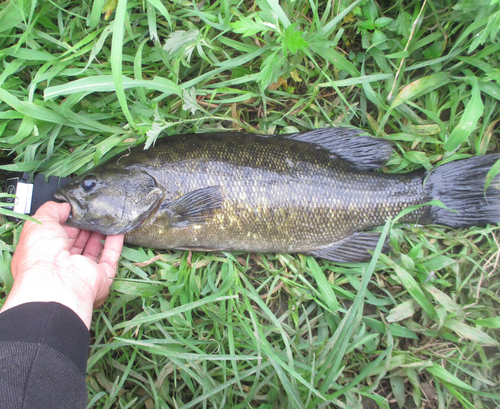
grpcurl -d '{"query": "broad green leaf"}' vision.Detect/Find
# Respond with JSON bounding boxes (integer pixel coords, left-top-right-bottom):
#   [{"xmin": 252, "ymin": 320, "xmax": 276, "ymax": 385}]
[
  {"xmin": 391, "ymin": 72, "xmax": 450, "ymax": 108},
  {"xmin": 458, "ymin": 56, "xmax": 495, "ymax": 74},
  {"xmin": 163, "ymin": 29, "xmax": 199, "ymax": 55},
  {"xmin": 484, "ymin": 157, "xmax": 500, "ymax": 191},
  {"xmin": 0, "ymin": 60, "xmax": 24, "ymax": 87},
  {"xmin": 146, "ymin": 0, "xmax": 172, "ymax": 29},
  {"xmin": 182, "ymin": 46, "xmax": 270, "ymax": 89},
  {"xmin": 405, "ymin": 47, "xmax": 463, "ymax": 72},
  {"xmin": 394, "ymin": 200, "xmax": 456, "ymax": 223},
  {"xmin": 390, "ymin": 376, "xmax": 405, "ymax": 409},
  {"xmin": 44, "ymin": 75, "xmax": 182, "ymax": 99},
  {"xmin": 230, "ymin": 15, "xmax": 271, "ymax": 37},
  {"xmin": 444, "ymin": 79, "xmax": 484, "ymax": 151},
  {"xmin": 451, "ymin": 15, "xmax": 489, "ymax": 51},
  {"xmin": 0, "ymin": 251, "xmax": 13, "ymax": 291},
  {"xmin": 263, "ymin": 0, "xmax": 290, "ymax": 28},
  {"xmin": 114, "ymin": 295, "xmax": 237, "ymax": 329},
  {"xmin": 0, "ymin": 161, "xmax": 41, "ymax": 172},
  {"xmin": 182, "ymin": 87, "xmax": 201, "ymax": 115},
  {"xmin": 473, "ymin": 316, "xmax": 500, "ymax": 328},
  {"xmin": 306, "ymin": 32, "xmax": 336, "ymax": 54},
  {"xmin": 420, "ymin": 255, "xmax": 455, "ymax": 272},
  {"xmin": 321, "ymin": 49, "xmax": 361, "ymax": 77},
  {"xmin": 112, "ymin": 280, "xmax": 162, "ymax": 297},
  {"xmin": 218, "ymin": 36, "xmax": 260, "ymax": 53},
  {"xmin": 423, "ymin": 284, "xmax": 464, "ymax": 319},
  {"xmin": 146, "ymin": 0, "xmax": 159, "ymax": 42},
  {"xmin": 371, "ymin": 29, "xmax": 388, "ymax": 49},
  {"xmin": 93, "ymin": 135, "xmax": 125, "ymax": 165},
  {"xmin": 320, "ymin": 0, "xmax": 363, "ymax": 37},
  {"xmin": 87, "ymin": 0, "xmax": 105, "ymax": 28},
  {"xmin": 318, "ymin": 73, "xmax": 392, "ymax": 88},
  {"xmin": 374, "ymin": 17, "xmax": 393, "ymax": 27},
  {"xmin": 404, "ymin": 151, "xmax": 432, "ymax": 170},
  {"xmin": 444, "ymin": 319, "xmax": 499, "ymax": 346},
  {"xmin": 480, "ymin": 81, "xmax": 500, "ymax": 101},
  {"xmin": 306, "ymin": 257, "xmax": 338, "ymax": 313},
  {"xmin": 385, "ymin": 51, "xmax": 410, "ymax": 59},
  {"xmin": 120, "ymin": 247, "xmax": 152, "ymax": 263},
  {"xmin": 280, "ymin": 24, "xmax": 308, "ymax": 53},
  {"xmin": 2, "ymin": 46, "xmax": 57, "ymax": 61},
  {"xmin": 0, "ymin": 0, "xmax": 30, "ymax": 33},
  {"xmin": 380, "ymin": 254, "xmax": 437, "ymax": 319},
  {"xmin": 74, "ymin": 24, "xmax": 113, "ymax": 75},
  {"xmin": 259, "ymin": 50, "xmax": 285, "ymax": 89},
  {"xmin": 386, "ymin": 300, "xmax": 419, "ymax": 323},
  {"xmin": 427, "ymin": 363, "xmax": 478, "ymax": 392},
  {"xmin": 0, "ymin": 208, "xmax": 40, "ymax": 224}
]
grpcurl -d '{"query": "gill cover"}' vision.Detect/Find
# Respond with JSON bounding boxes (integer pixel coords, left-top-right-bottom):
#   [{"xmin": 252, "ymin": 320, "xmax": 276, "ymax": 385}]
[{"xmin": 55, "ymin": 168, "xmax": 163, "ymax": 235}]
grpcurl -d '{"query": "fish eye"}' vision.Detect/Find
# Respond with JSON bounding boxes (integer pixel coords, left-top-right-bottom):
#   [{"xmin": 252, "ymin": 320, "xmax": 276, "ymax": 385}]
[{"xmin": 81, "ymin": 176, "xmax": 97, "ymax": 192}]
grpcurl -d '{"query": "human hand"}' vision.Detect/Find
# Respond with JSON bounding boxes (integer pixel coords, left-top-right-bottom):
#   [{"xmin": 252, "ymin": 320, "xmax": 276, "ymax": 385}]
[{"xmin": 1, "ymin": 201, "xmax": 124, "ymax": 329}]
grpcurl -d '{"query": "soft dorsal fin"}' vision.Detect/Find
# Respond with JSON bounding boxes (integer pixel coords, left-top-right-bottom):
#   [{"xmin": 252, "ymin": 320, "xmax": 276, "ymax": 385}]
[{"xmin": 285, "ymin": 127, "xmax": 393, "ymax": 171}]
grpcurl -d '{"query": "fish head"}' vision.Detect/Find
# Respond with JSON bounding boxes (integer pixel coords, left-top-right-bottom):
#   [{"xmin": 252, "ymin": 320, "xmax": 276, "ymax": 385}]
[{"xmin": 54, "ymin": 167, "xmax": 164, "ymax": 235}]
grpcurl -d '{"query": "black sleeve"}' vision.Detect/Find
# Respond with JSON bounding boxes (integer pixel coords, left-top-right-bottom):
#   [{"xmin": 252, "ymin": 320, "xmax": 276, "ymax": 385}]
[{"xmin": 0, "ymin": 302, "xmax": 90, "ymax": 409}]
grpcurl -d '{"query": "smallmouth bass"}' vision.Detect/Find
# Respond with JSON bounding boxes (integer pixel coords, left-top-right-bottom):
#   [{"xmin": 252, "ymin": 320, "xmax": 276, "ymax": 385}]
[{"xmin": 55, "ymin": 128, "xmax": 500, "ymax": 262}]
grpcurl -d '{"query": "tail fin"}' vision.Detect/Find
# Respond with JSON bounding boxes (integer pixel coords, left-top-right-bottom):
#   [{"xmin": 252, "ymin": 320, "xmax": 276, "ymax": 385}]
[{"xmin": 427, "ymin": 154, "xmax": 500, "ymax": 228}]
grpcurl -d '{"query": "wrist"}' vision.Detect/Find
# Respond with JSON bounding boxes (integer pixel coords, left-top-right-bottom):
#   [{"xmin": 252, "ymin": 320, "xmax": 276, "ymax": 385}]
[{"xmin": 1, "ymin": 272, "xmax": 95, "ymax": 329}]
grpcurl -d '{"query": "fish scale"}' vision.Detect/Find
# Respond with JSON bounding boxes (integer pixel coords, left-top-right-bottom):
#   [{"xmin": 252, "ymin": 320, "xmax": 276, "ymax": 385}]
[
  {"xmin": 92, "ymin": 133, "xmax": 429, "ymax": 253},
  {"xmin": 55, "ymin": 129, "xmax": 500, "ymax": 262}
]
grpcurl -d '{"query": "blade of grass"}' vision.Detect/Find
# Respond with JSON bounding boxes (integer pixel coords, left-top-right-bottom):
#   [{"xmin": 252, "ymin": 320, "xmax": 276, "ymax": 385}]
[{"xmin": 111, "ymin": 0, "xmax": 135, "ymax": 127}]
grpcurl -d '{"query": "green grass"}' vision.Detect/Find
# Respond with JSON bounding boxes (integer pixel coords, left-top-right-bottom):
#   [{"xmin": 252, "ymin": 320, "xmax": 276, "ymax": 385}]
[{"xmin": 1, "ymin": 0, "xmax": 500, "ymax": 407}]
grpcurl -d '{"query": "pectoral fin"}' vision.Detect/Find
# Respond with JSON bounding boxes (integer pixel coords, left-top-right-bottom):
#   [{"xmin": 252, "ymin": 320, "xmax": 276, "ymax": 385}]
[
  {"xmin": 162, "ymin": 186, "xmax": 224, "ymax": 228},
  {"xmin": 305, "ymin": 232, "xmax": 389, "ymax": 262}
]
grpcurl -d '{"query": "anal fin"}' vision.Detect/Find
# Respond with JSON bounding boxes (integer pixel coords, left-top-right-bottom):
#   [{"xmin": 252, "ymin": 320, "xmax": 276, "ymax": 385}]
[{"xmin": 305, "ymin": 232, "xmax": 389, "ymax": 262}]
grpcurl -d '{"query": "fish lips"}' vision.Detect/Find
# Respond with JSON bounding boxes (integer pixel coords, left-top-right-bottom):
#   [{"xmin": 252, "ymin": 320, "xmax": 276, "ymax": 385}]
[
  {"xmin": 54, "ymin": 190, "xmax": 84, "ymax": 222},
  {"xmin": 54, "ymin": 191, "xmax": 126, "ymax": 235}
]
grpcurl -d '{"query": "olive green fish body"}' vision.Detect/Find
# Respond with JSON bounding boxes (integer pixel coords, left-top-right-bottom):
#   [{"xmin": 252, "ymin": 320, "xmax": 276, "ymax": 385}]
[
  {"xmin": 122, "ymin": 135, "xmax": 426, "ymax": 251},
  {"xmin": 56, "ymin": 129, "xmax": 500, "ymax": 262}
]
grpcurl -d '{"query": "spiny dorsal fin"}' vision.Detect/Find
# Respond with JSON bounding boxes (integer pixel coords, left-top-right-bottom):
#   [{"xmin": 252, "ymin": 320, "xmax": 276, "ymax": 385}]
[
  {"xmin": 162, "ymin": 186, "xmax": 224, "ymax": 228},
  {"xmin": 285, "ymin": 127, "xmax": 393, "ymax": 171}
]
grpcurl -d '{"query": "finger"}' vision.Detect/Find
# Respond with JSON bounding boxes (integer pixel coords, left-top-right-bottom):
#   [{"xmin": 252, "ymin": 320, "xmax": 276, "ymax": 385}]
[
  {"xmin": 20, "ymin": 202, "xmax": 71, "ymax": 242},
  {"xmin": 31, "ymin": 201, "xmax": 71, "ymax": 226},
  {"xmin": 93, "ymin": 293, "xmax": 110, "ymax": 310},
  {"xmin": 93, "ymin": 282, "xmax": 113, "ymax": 309},
  {"xmin": 64, "ymin": 225, "xmax": 82, "ymax": 246},
  {"xmin": 98, "ymin": 234, "xmax": 124, "ymax": 278},
  {"xmin": 14, "ymin": 202, "xmax": 73, "ymax": 262},
  {"xmin": 82, "ymin": 231, "xmax": 106, "ymax": 261},
  {"xmin": 69, "ymin": 229, "xmax": 91, "ymax": 255}
]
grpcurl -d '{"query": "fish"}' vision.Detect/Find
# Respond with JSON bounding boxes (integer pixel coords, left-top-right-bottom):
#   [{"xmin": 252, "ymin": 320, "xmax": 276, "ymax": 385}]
[{"xmin": 54, "ymin": 128, "xmax": 500, "ymax": 262}]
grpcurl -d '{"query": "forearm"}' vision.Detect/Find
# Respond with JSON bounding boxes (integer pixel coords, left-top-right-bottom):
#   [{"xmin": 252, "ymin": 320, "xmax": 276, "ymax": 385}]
[{"xmin": 0, "ymin": 302, "xmax": 90, "ymax": 408}]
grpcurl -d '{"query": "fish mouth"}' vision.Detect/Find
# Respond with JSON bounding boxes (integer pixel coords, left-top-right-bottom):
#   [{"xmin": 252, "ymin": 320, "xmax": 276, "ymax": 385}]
[
  {"xmin": 53, "ymin": 191, "xmax": 126, "ymax": 234},
  {"xmin": 53, "ymin": 191, "xmax": 84, "ymax": 226},
  {"xmin": 53, "ymin": 191, "xmax": 66, "ymax": 202}
]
